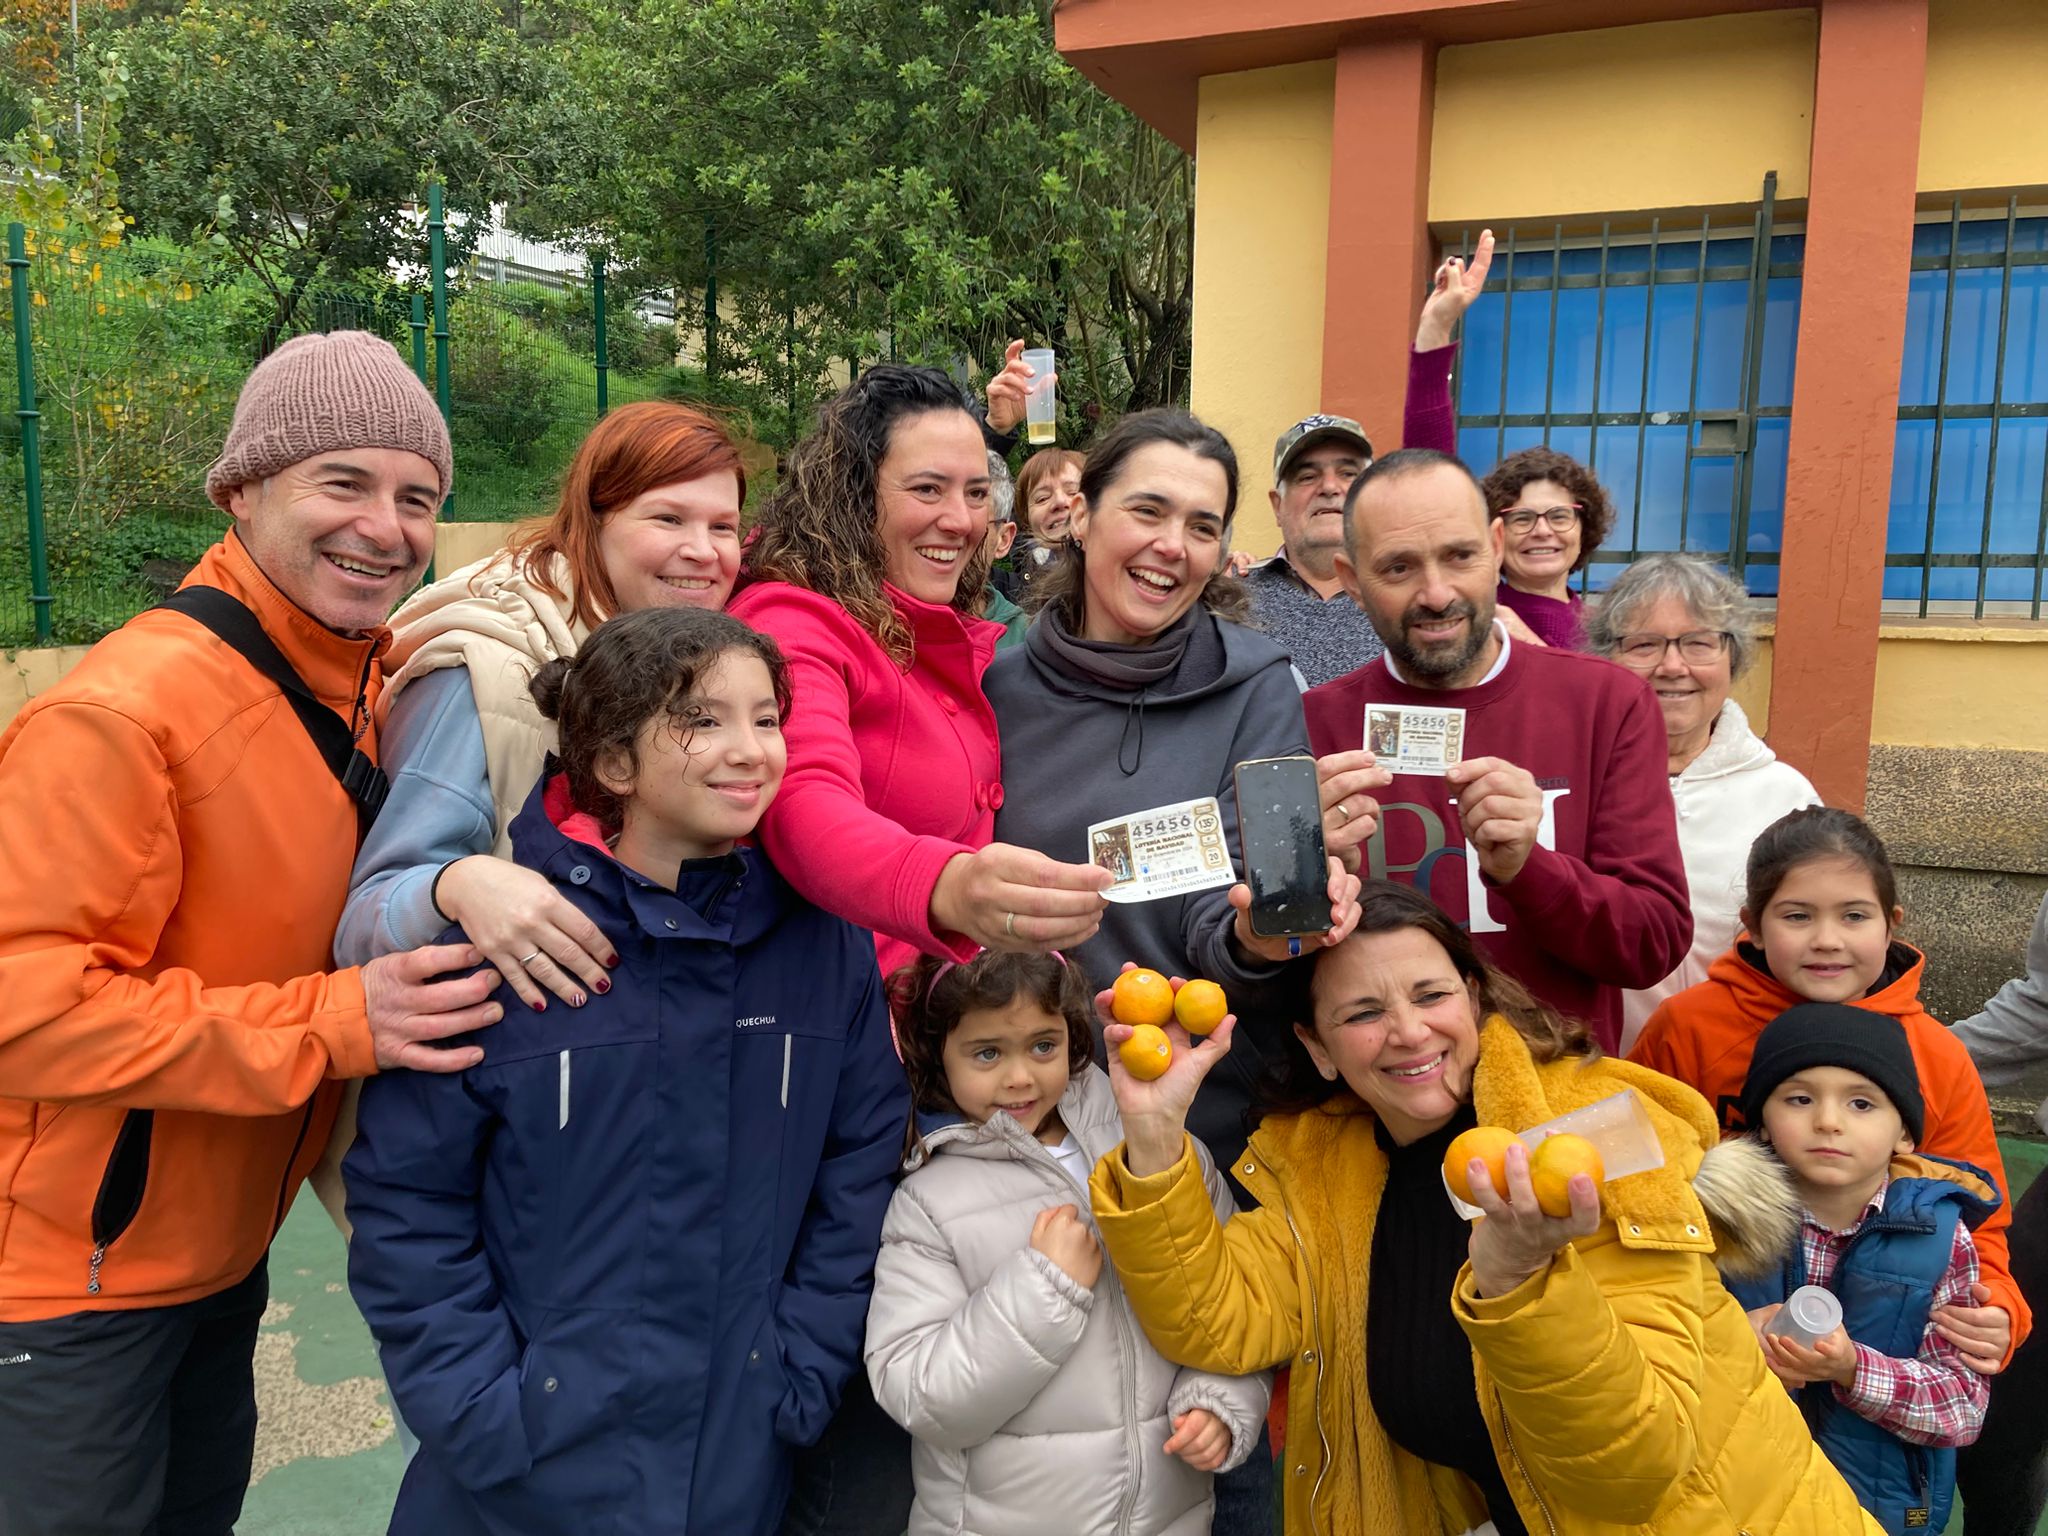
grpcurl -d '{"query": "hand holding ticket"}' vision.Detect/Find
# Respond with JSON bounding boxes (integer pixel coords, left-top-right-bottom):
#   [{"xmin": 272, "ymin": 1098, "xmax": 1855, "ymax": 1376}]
[
  {"xmin": 1365, "ymin": 704, "xmax": 1467, "ymax": 775},
  {"xmin": 1087, "ymin": 797, "xmax": 1237, "ymax": 905}
]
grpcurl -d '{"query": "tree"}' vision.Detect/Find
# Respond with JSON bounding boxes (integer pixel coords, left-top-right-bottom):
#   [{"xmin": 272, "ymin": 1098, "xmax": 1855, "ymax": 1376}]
[
  {"xmin": 115, "ymin": 0, "xmax": 578, "ymax": 355},
  {"xmin": 522, "ymin": 0, "xmax": 1192, "ymax": 434}
]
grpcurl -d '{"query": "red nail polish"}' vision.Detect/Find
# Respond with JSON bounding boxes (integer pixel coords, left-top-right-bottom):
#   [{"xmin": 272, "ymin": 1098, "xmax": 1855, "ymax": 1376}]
[
  {"xmin": 604, "ymin": 953, "xmax": 620, "ymax": 968},
  {"xmin": 534, "ymin": 998, "xmax": 547, "ymax": 1012},
  {"xmin": 595, "ymin": 978, "xmax": 611, "ymax": 994}
]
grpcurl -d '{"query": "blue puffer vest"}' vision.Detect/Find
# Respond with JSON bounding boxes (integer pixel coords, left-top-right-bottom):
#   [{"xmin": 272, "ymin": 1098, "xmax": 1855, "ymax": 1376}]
[{"xmin": 1728, "ymin": 1154, "xmax": 2000, "ymax": 1536}]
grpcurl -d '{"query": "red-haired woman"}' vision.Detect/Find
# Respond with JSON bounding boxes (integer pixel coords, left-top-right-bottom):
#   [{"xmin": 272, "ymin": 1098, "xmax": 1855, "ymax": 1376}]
[{"xmin": 336, "ymin": 399, "xmax": 747, "ymax": 1007}]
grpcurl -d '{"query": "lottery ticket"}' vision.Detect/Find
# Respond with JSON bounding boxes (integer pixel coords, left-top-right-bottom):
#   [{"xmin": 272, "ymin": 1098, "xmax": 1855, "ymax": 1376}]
[
  {"xmin": 1364, "ymin": 703, "xmax": 1467, "ymax": 776},
  {"xmin": 1086, "ymin": 796, "xmax": 1237, "ymax": 905}
]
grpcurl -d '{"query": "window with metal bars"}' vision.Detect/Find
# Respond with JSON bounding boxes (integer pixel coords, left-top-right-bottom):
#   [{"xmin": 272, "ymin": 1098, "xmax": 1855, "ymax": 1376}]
[
  {"xmin": 1889, "ymin": 197, "xmax": 2048, "ymax": 618},
  {"xmin": 1450, "ymin": 175, "xmax": 1802, "ymax": 597}
]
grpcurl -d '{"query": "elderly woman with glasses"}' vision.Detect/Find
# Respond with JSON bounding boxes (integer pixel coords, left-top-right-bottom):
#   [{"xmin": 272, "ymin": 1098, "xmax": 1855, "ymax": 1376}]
[
  {"xmin": 1587, "ymin": 553, "xmax": 1820, "ymax": 1050},
  {"xmin": 1478, "ymin": 447, "xmax": 1616, "ymax": 650}
]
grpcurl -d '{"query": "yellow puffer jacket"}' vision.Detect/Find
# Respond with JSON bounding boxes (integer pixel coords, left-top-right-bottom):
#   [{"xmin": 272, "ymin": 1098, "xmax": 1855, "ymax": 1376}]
[{"xmin": 1090, "ymin": 1018, "xmax": 1883, "ymax": 1536}]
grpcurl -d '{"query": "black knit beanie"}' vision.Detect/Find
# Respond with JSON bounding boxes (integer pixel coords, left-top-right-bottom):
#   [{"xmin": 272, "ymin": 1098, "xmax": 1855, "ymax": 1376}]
[{"xmin": 1739, "ymin": 1002, "xmax": 1925, "ymax": 1143}]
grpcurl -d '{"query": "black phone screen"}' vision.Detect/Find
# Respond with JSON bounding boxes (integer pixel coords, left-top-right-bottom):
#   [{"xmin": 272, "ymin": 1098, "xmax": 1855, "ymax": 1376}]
[{"xmin": 1233, "ymin": 756, "xmax": 1329, "ymax": 939}]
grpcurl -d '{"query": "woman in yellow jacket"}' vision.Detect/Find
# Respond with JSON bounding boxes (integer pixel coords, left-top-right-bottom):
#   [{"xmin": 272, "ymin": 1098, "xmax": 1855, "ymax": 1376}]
[{"xmin": 1089, "ymin": 881, "xmax": 1882, "ymax": 1536}]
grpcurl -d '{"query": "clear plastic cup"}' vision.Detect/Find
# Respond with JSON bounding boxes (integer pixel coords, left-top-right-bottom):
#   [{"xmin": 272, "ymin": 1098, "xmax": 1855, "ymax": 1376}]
[
  {"xmin": 1763, "ymin": 1285, "xmax": 1842, "ymax": 1349},
  {"xmin": 1442, "ymin": 1089, "xmax": 1666, "ymax": 1219},
  {"xmin": 1022, "ymin": 348, "xmax": 1056, "ymax": 445}
]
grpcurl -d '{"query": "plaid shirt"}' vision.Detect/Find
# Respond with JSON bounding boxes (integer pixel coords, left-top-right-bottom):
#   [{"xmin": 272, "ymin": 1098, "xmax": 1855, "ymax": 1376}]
[{"xmin": 1801, "ymin": 1181, "xmax": 1990, "ymax": 1448}]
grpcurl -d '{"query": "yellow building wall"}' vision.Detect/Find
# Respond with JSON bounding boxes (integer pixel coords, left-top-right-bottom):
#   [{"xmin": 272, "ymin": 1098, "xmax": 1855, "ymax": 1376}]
[
  {"xmin": 1188, "ymin": 61, "xmax": 1334, "ymax": 560},
  {"xmin": 1919, "ymin": 0, "xmax": 2048, "ymax": 194},
  {"xmin": 1738, "ymin": 627, "xmax": 2048, "ymax": 755},
  {"xmin": 1429, "ymin": 11, "xmax": 1818, "ymax": 227}
]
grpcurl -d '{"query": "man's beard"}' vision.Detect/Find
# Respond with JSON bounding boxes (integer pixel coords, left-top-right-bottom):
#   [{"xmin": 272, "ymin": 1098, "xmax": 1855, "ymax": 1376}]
[{"xmin": 1382, "ymin": 596, "xmax": 1491, "ymax": 682}]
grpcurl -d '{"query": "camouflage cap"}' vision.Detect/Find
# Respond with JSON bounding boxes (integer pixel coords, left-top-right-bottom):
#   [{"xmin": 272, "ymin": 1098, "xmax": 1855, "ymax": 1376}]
[{"xmin": 1272, "ymin": 413, "xmax": 1373, "ymax": 485}]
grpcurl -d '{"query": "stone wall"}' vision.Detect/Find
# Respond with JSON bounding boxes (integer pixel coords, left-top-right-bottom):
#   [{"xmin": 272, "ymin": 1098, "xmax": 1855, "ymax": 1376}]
[{"xmin": 1866, "ymin": 742, "xmax": 2048, "ymax": 1135}]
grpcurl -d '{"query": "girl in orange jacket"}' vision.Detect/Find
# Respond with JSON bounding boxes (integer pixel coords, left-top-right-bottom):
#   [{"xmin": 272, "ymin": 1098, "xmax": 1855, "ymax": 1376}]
[{"xmin": 1631, "ymin": 806, "xmax": 2028, "ymax": 1370}]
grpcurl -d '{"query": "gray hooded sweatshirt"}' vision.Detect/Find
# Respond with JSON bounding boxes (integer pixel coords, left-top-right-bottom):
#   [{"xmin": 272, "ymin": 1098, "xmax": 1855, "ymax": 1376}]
[{"xmin": 986, "ymin": 606, "xmax": 1312, "ymax": 1172}]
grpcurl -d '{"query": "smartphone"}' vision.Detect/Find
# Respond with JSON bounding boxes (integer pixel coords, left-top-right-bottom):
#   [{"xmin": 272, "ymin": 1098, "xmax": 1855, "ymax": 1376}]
[{"xmin": 1232, "ymin": 756, "xmax": 1331, "ymax": 940}]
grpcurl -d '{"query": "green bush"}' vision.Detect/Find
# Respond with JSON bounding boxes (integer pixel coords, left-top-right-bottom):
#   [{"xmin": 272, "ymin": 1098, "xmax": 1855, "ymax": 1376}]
[{"xmin": 443, "ymin": 298, "xmax": 562, "ymax": 465}]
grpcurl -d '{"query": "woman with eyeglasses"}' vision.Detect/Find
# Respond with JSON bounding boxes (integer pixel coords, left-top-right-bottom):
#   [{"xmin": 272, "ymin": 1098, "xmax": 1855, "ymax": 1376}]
[
  {"xmin": 1478, "ymin": 448, "xmax": 1616, "ymax": 650},
  {"xmin": 1586, "ymin": 553, "xmax": 1819, "ymax": 1051}
]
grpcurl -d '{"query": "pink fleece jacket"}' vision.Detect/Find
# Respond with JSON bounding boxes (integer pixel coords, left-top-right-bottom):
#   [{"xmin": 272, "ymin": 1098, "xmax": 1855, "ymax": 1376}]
[{"xmin": 728, "ymin": 580, "xmax": 1003, "ymax": 979}]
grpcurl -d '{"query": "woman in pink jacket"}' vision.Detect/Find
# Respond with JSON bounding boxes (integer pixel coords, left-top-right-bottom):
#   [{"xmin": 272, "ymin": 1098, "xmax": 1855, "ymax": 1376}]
[
  {"xmin": 731, "ymin": 366, "xmax": 1109, "ymax": 984},
  {"xmin": 731, "ymin": 365, "xmax": 1111, "ymax": 1536}
]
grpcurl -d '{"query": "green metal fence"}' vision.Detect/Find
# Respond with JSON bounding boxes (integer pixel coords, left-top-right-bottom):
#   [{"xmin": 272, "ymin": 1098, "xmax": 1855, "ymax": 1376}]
[{"xmin": 2, "ymin": 201, "xmax": 669, "ymax": 648}]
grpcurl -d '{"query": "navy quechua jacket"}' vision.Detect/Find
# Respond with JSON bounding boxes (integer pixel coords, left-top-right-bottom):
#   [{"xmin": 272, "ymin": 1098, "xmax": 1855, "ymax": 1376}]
[{"xmin": 344, "ymin": 775, "xmax": 908, "ymax": 1536}]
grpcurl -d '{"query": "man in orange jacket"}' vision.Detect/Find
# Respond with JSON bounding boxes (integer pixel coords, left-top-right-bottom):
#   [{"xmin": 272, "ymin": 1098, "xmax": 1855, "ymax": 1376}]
[{"xmin": 0, "ymin": 332, "xmax": 507, "ymax": 1536}]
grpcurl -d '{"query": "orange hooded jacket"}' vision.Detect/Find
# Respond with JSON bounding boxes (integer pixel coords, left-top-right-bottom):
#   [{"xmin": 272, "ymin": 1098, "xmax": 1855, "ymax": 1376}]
[
  {"xmin": 0, "ymin": 535, "xmax": 382, "ymax": 1322},
  {"xmin": 1630, "ymin": 940, "xmax": 2030, "ymax": 1356}
]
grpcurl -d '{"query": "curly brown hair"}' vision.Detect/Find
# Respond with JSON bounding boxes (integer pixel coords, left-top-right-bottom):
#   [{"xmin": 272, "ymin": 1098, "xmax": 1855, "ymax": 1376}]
[
  {"xmin": 746, "ymin": 365, "xmax": 987, "ymax": 668},
  {"xmin": 1257, "ymin": 880, "xmax": 1598, "ymax": 1124},
  {"xmin": 889, "ymin": 950, "xmax": 1099, "ymax": 1118},
  {"xmin": 1026, "ymin": 409, "xmax": 1253, "ymax": 626},
  {"xmin": 1479, "ymin": 446, "xmax": 1615, "ymax": 575},
  {"xmin": 529, "ymin": 607, "xmax": 792, "ymax": 838}
]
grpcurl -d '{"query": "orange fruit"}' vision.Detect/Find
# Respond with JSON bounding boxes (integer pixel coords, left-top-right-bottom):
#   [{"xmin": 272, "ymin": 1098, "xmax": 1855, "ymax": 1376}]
[
  {"xmin": 1443, "ymin": 1124, "xmax": 1519, "ymax": 1206},
  {"xmin": 1111, "ymin": 968, "xmax": 1174, "ymax": 1029},
  {"xmin": 1117, "ymin": 1023, "xmax": 1173, "ymax": 1081},
  {"xmin": 1173, "ymin": 979, "xmax": 1228, "ymax": 1035},
  {"xmin": 1529, "ymin": 1133, "xmax": 1605, "ymax": 1218}
]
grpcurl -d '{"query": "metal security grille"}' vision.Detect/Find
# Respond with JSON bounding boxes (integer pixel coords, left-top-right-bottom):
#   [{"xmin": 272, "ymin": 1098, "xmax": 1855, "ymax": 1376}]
[
  {"xmin": 1450, "ymin": 174, "xmax": 1802, "ymax": 596},
  {"xmin": 1891, "ymin": 196, "xmax": 2048, "ymax": 618}
]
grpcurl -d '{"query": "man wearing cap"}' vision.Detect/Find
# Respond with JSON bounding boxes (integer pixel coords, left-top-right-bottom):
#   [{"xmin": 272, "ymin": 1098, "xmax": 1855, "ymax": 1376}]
[
  {"xmin": 1242, "ymin": 414, "xmax": 1383, "ymax": 689},
  {"xmin": 0, "ymin": 332, "xmax": 506, "ymax": 1535}
]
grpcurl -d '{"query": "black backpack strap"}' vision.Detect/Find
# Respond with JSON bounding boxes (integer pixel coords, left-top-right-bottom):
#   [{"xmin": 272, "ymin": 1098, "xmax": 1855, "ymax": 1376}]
[{"xmin": 157, "ymin": 586, "xmax": 388, "ymax": 844}]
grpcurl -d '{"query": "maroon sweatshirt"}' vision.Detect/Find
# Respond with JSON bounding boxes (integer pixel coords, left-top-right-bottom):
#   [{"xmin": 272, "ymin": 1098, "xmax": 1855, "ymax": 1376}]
[{"xmin": 1305, "ymin": 639, "xmax": 1691, "ymax": 1052}]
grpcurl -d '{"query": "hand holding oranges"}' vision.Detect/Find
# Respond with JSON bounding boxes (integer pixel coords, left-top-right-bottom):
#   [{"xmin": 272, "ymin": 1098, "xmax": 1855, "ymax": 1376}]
[
  {"xmin": 1097, "ymin": 964, "xmax": 1238, "ymax": 1178},
  {"xmin": 1456, "ymin": 1126, "xmax": 1606, "ymax": 1299}
]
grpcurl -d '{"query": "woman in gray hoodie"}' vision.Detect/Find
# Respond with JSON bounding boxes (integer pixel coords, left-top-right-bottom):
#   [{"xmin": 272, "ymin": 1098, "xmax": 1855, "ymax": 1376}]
[{"xmin": 984, "ymin": 411, "xmax": 1358, "ymax": 1536}]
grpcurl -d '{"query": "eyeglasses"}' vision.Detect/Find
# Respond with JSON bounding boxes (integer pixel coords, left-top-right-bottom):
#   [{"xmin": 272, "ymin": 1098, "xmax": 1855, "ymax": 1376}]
[
  {"xmin": 1500, "ymin": 504, "xmax": 1582, "ymax": 534},
  {"xmin": 1615, "ymin": 630, "xmax": 1732, "ymax": 667}
]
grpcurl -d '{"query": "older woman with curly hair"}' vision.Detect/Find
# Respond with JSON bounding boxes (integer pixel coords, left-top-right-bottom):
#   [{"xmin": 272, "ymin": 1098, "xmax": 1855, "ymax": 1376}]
[
  {"xmin": 1479, "ymin": 446, "xmax": 1618, "ymax": 650},
  {"xmin": 729, "ymin": 366, "xmax": 1110, "ymax": 981},
  {"xmin": 1586, "ymin": 553, "xmax": 1819, "ymax": 1048}
]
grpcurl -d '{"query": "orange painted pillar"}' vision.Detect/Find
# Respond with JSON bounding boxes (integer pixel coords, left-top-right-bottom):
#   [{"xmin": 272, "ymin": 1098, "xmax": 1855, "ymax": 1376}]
[
  {"xmin": 1769, "ymin": 0, "xmax": 1928, "ymax": 811},
  {"xmin": 1321, "ymin": 36, "xmax": 1436, "ymax": 451}
]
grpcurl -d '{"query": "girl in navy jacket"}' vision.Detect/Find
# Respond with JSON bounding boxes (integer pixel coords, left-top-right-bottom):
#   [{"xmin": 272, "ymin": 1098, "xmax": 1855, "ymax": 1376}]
[{"xmin": 344, "ymin": 606, "xmax": 908, "ymax": 1536}]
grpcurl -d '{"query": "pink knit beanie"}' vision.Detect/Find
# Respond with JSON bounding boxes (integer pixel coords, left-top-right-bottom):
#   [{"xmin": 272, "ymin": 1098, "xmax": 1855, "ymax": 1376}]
[{"xmin": 205, "ymin": 331, "xmax": 454, "ymax": 510}]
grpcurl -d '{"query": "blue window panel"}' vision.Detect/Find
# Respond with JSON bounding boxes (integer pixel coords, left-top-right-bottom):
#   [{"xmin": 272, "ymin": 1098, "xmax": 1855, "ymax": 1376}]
[
  {"xmin": 1503, "ymin": 248, "xmax": 1556, "ymax": 284},
  {"xmin": 1900, "ymin": 269, "xmax": 1948, "ymax": 407},
  {"xmin": 1631, "ymin": 424, "xmax": 1692, "ymax": 551},
  {"xmin": 1532, "ymin": 425, "xmax": 1591, "ymax": 466},
  {"xmin": 1458, "ymin": 426, "xmax": 1501, "ymax": 479},
  {"xmin": 1747, "ymin": 562, "xmax": 1783, "ymax": 598},
  {"xmin": 1683, "ymin": 453, "xmax": 1737, "ymax": 554},
  {"xmin": 1504, "ymin": 291, "xmax": 1556, "ymax": 416},
  {"xmin": 1590, "ymin": 433, "xmax": 1644, "ymax": 553},
  {"xmin": 1459, "ymin": 295, "xmax": 1506, "ymax": 416},
  {"xmin": 1913, "ymin": 221, "xmax": 1955, "ymax": 260},
  {"xmin": 1888, "ymin": 420, "xmax": 1935, "ymax": 554},
  {"xmin": 1770, "ymin": 233, "xmax": 1806, "ymax": 266},
  {"xmin": 1597, "ymin": 285, "xmax": 1650, "ymax": 414},
  {"xmin": 1746, "ymin": 416, "xmax": 1791, "ymax": 568},
  {"xmin": 1499, "ymin": 426, "xmax": 1548, "ymax": 460},
  {"xmin": 1956, "ymin": 219, "xmax": 2014, "ymax": 257},
  {"xmin": 2004, "ymin": 264, "xmax": 2048, "ymax": 404},
  {"xmin": 1703, "ymin": 236, "xmax": 1755, "ymax": 270},
  {"xmin": 1943, "ymin": 269, "xmax": 2008, "ymax": 406},
  {"xmin": 1657, "ymin": 237, "xmax": 1714, "ymax": 272},
  {"xmin": 1694, "ymin": 279, "xmax": 1754, "ymax": 412},
  {"xmin": 1581, "ymin": 557, "xmax": 1633, "ymax": 595},
  {"xmin": 1988, "ymin": 420, "xmax": 2048, "ymax": 554},
  {"xmin": 1757, "ymin": 277, "xmax": 1802, "ymax": 408},
  {"xmin": 1558, "ymin": 246, "xmax": 1609, "ymax": 278},
  {"xmin": 1646, "ymin": 281, "xmax": 1703, "ymax": 414},
  {"xmin": 1928, "ymin": 420, "xmax": 1993, "ymax": 553},
  {"xmin": 1546, "ymin": 288, "xmax": 1601, "ymax": 414},
  {"xmin": 1603, "ymin": 241, "xmax": 1655, "ymax": 277}
]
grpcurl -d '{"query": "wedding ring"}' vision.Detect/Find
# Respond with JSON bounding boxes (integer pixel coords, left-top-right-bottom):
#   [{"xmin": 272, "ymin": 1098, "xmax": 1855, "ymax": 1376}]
[
  {"xmin": 1334, "ymin": 801, "xmax": 1352, "ymax": 821},
  {"xmin": 1004, "ymin": 911, "xmax": 1018, "ymax": 938},
  {"xmin": 517, "ymin": 950, "xmax": 544, "ymax": 965}
]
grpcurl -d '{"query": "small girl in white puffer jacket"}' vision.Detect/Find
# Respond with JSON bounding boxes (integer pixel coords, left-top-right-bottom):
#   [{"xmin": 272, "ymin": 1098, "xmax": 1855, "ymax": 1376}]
[{"xmin": 865, "ymin": 950, "xmax": 1270, "ymax": 1536}]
